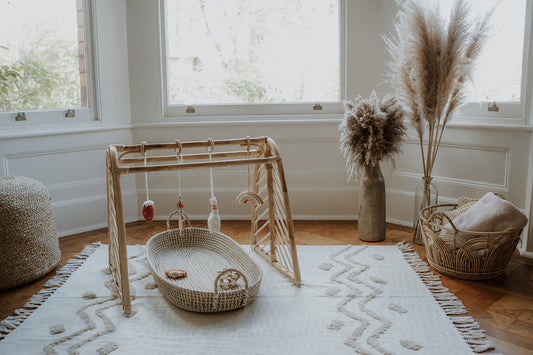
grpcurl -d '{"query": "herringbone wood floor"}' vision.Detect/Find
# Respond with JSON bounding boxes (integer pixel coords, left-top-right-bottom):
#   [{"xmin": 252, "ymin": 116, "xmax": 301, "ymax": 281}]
[{"xmin": 1, "ymin": 220, "xmax": 532, "ymax": 354}]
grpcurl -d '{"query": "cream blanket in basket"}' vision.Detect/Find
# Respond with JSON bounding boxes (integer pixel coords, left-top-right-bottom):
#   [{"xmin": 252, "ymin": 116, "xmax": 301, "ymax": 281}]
[{"xmin": 445, "ymin": 192, "xmax": 527, "ymax": 239}]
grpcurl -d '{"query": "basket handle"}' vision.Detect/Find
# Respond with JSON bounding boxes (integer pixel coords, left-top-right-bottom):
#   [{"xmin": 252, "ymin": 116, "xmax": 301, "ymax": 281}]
[
  {"xmin": 428, "ymin": 211, "xmax": 458, "ymax": 235},
  {"xmin": 214, "ymin": 269, "xmax": 249, "ymax": 294},
  {"xmin": 166, "ymin": 209, "xmax": 191, "ymax": 231}
]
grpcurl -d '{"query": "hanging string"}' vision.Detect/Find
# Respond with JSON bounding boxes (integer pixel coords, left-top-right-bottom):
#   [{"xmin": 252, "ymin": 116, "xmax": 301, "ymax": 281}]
[
  {"xmin": 207, "ymin": 138, "xmax": 220, "ymax": 233},
  {"xmin": 246, "ymin": 140, "xmax": 251, "ymax": 191},
  {"xmin": 208, "ymin": 138, "xmax": 215, "ymax": 199},
  {"xmin": 174, "ymin": 140, "xmax": 184, "ymax": 197},
  {"xmin": 175, "ymin": 140, "xmax": 185, "ymax": 234},
  {"xmin": 235, "ymin": 136, "xmax": 263, "ymax": 206},
  {"xmin": 144, "ymin": 153, "xmax": 149, "ymax": 202},
  {"xmin": 141, "ymin": 142, "xmax": 155, "ymax": 223}
]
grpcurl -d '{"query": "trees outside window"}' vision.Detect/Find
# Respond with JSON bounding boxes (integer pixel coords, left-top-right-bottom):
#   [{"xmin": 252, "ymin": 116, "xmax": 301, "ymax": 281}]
[
  {"xmin": 0, "ymin": 0, "xmax": 88, "ymax": 113},
  {"xmin": 164, "ymin": 0, "xmax": 339, "ymax": 106}
]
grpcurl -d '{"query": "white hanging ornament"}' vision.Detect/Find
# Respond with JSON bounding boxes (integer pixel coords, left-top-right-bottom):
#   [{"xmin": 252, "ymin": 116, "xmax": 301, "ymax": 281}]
[
  {"xmin": 207, "ymin": 138, "xmax": 221, "ymax": 233},
  {"xmin": 208, "ymin": 196, "xmax": 221, "ymax": 233}
]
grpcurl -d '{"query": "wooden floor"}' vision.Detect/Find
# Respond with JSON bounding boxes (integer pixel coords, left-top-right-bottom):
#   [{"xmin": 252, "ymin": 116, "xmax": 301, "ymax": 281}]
[{"xmin": 1, "ymin": 220, "xmax": 533, "ymax": 354}]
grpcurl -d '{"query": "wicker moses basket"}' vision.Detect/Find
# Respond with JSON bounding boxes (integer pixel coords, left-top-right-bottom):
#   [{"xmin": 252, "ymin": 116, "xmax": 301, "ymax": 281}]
[
  {"xmin": 146, "ymin": 212, "xmax": 263, "ymax": 313},
  {"xmin": 419, "ymin": 202, "xmax": 522, "ymax": 280}
]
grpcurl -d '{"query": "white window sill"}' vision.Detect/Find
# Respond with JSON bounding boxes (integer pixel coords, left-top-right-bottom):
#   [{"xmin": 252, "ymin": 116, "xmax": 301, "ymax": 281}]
[
  {"xmin": 150, "ymin": 113, "xmax": 343, "ymax": 127},
  {"xmin": 0, "ymin": 121, "xmax": 132, "ymax": 140}
]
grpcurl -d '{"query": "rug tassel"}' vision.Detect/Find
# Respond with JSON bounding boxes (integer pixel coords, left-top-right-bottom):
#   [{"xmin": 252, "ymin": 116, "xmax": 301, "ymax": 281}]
[
  {"xmin": 396, "ymin": 242, "xmax": 496, "ymax": 353},
  {"xmin": 0, "ymin": 242, "xmax": 101, "ymax": 341}
]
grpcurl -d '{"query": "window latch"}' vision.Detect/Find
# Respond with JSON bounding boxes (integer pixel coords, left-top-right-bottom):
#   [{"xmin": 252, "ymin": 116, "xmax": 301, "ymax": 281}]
[
  {"xmin": 15, "ymin": 112, "xmax": 26, "ymax": 121},
  {"xmin": 65, "ymin": 108, "xmax": 76, "ymax": 117},
  {"xmin": 488, "ymin": 101, "xmax": 499, "ymax": 112},
  {"xmin": 313, "ymin": 102, "xmax": 323, "ymax": 111},
  {"xmin": 186, "ymin": 105, "xmax": 196, "ymax": 113}
]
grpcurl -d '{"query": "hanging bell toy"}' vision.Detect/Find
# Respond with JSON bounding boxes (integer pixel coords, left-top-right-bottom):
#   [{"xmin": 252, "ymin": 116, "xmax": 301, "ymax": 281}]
[{"xmin": 141, "ymin": 142, "xmax": 155, "ymax": 223}]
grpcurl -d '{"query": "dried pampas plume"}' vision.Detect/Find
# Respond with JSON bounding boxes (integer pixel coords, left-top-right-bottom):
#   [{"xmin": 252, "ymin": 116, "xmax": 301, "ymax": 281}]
[
  {"xmin": 339, "ymin": 91, "xmax": 407, "ymax": 179},
  {"xmin": 383, "ymin": 0, "xmax": 492, "ymax": 179}
]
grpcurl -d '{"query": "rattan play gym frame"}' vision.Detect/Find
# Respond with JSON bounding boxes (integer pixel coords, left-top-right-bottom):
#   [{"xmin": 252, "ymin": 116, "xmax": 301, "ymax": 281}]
[{"xmin": 106, "ymin": 136, "xmax": 301, "ymax": 315}]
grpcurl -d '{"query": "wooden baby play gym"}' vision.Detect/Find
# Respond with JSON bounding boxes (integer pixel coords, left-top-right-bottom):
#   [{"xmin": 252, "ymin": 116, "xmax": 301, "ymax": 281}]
[{"xmin": 106, "ymin": 136, "xmax": 301, "ymax": 315}]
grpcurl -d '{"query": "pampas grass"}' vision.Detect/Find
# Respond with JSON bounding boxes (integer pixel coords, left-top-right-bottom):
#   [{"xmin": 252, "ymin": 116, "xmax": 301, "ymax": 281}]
[
  {"xmin": 384, "ymin": 0, "xmax": 492, "ymax": 243},
  {"xmin": 340, "ymin": 92, "xmax": 406, "ymax": 179},
  {"xmin": 384, "ymin": 0, "xmax": 492, "ymax": 181}
]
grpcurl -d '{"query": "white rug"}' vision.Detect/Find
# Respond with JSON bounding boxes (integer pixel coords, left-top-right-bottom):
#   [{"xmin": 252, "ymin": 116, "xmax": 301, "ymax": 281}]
[{"xmin": 0, "ymin": 242, "xmax": 497, "ymax": 355}]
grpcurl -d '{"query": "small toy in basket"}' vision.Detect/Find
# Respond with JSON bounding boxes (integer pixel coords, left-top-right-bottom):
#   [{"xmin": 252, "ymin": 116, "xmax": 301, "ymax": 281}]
[
  {"xmin": 146, "ymin": 205, "xmax": 263, "ymax": 313},
  {"xmin": 418, "ymin": 193, "xmax": 527, "ymax": 280}
]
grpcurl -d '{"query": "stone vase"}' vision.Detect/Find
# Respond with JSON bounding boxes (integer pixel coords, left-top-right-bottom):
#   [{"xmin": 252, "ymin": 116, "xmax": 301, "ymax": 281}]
[{"xmin": 358, "ymin": 163, "xmax": 386, "ymax": 242}]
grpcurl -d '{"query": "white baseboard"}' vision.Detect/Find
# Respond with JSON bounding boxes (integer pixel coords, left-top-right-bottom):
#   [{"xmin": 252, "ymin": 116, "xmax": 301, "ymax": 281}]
[
  {"xmin": 518, "ymin": 249, "xmax": 533, "ymax": 259},
  {"xmin": 57, "ymin": 216, "xmax": 138, "ymax": 238}
]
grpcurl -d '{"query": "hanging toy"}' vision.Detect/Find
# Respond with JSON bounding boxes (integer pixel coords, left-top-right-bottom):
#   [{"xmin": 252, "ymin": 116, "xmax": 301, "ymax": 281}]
[
  {"xmin": 206, "ymin": 138, "xmax": 221, "ymax": 233},
  {"xmin": 141, "ymin": 142, "xmax": 155, "ymax": 223},
  {"xmin": 236, "ymin": 136, "xmax": 264, "ymax": 206},
  {"xmin": 176, "ymin": 140, "xmax": 186, "ymax": 234}
]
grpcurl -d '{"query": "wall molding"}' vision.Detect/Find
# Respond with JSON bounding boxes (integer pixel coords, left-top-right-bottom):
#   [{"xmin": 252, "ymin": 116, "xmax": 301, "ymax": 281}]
[
  {"xmin": 3, "ymin": 144, "xmax": 107, "ymax": 160},
  {"xmin": 130, "ymin": 118, "xmax": 533, "ymax": 132},
  {"xmin": 47, "ymin": 177, "xmax": 107, "ymax": 193},
  {"xmin": 396, "ymin": 139, "xmax": 511, "ymax": 191},
  {"xmin": 3, "ymin": 145, "xmax": 107, "ymax": 177},
  {"xmin": 57, "ymin": 216, "xmax": 138, "ymax": 238},
  {"xmin": 403, "ymin": 138, "xmax": 511, "ymax": 154},
  {"xmin": 0, "ymin": 123, "xmax": 132, "ymax": 140},
  {"xmin": 392, "ymin": 171, "xmax": 509, "ymax": 192}
]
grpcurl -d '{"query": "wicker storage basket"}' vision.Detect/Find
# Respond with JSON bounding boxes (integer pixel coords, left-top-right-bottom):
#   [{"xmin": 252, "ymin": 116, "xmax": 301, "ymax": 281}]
[
  {"xmin": 146, "ymin": 220, "xmax": 262, "ymax": 313},
  {"xmin": 419, "ymin": 203, "xmax": 522, "ymax": 280}
]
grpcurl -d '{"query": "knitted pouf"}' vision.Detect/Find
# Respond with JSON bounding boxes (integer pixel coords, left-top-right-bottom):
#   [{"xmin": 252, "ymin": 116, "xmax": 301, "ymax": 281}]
[{"xmin": 0, "ymin": 176, "xmax": 60, "ymax": 290}]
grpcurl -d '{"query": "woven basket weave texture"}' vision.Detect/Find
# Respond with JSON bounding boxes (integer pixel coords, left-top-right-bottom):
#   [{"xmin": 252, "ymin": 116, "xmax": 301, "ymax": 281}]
[
  {"xmin": 419, "ymin": 203, "xmax": 521, "ymax": 280},
  {"xmin": 0, "ymin": 176, "xmax": 60, "ymax": 290},
  {"xmin": 146, "ymin": 227, "xmax": 262, "ymax": 313}
]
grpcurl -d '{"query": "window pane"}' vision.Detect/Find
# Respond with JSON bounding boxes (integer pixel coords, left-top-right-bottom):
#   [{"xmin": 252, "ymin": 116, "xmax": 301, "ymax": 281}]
[
  {"xmin": 166, "ymin": 0, "xmax": 339, "ymax": 105},
  {"xmin": 440, "ymin": 0, "xmax": 526, "ymax": 102},
  {"xmin": 0, "ymin": 0, "xmax": 87, "ymax": 112}
]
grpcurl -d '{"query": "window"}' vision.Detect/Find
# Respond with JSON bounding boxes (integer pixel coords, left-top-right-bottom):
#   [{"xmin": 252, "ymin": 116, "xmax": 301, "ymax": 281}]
[
  {"xmin": 440, "ymin": 0, "xmax": 529, "ymax": 120},
  {"xmin": 162, "ymin": 0, "xmax": 341, "ymax": 117},
  {"xmin": 0, "ymin": 0, "xmax": 95, "ymax": 124}
]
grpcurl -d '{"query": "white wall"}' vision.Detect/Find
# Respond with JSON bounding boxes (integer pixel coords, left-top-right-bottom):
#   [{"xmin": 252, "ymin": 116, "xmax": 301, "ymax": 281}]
[
  {"xmin": 126, "ymin": 0, "xmax": 533, "ymax": 257},
  {"xmin": 1, "ymin": 0, "xmax": 533, "ymax": 258}
]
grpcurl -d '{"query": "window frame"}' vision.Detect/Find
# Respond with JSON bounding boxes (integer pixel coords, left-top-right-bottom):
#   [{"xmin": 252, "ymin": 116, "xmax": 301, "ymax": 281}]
[
  {"xmin": 0, "ymin": 0, "xmax": 98, "ymax": 128},
  {"xmin": 448, "ymin": 0, "xmax": 532, "ymax": 126},
  {"xmin": 159, "ymin": 0, "xmax": 347, "ymax": 119}
]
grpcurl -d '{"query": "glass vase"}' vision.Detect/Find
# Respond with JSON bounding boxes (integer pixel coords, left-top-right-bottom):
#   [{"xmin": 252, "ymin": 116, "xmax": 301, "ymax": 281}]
[{"xmin": 412, "ymin": 177, "xmax": 438, "ymax": 245}]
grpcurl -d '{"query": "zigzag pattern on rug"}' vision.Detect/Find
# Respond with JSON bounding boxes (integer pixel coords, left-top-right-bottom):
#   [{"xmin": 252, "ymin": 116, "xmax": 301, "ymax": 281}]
[
  {"xmin": 41, "ymin": 248, "xmax": 155, "ymax": 355},
  {"xmin": 321, "ymin": 242, "xmax": 496, "ymax": 354},
  {"xmin": 325, "ymin": 244, "xmax": 419, "ymax": 354},
  {"xmin": 0, "ymin": 243, "xmax": 102, "ymax": 341}
]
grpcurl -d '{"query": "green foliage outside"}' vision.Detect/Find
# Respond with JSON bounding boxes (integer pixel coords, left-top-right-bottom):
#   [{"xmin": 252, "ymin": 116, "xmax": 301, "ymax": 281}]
[{"xmin": 0, "ymin": 30, "xmax": 82, "ymax": 112}]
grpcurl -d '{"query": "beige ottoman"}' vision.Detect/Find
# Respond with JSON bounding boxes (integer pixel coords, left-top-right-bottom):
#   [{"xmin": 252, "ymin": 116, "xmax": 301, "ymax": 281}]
[{"xmin": 0, "ymin": 176, "xmax": 60, "ymax": 290}]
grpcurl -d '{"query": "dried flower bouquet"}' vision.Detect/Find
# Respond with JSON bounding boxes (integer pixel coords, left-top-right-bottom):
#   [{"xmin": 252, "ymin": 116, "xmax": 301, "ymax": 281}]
[
  {"xmin": 384, "ymin": 0, "xmax": 492, "ymax": 243},
  {"xmin": 340, "ymin": 92, "xmax": 406, "ymax": 178},
  {"xmin": 339, "ymin": 91, "xmax": 406, "ymax": 241}
]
